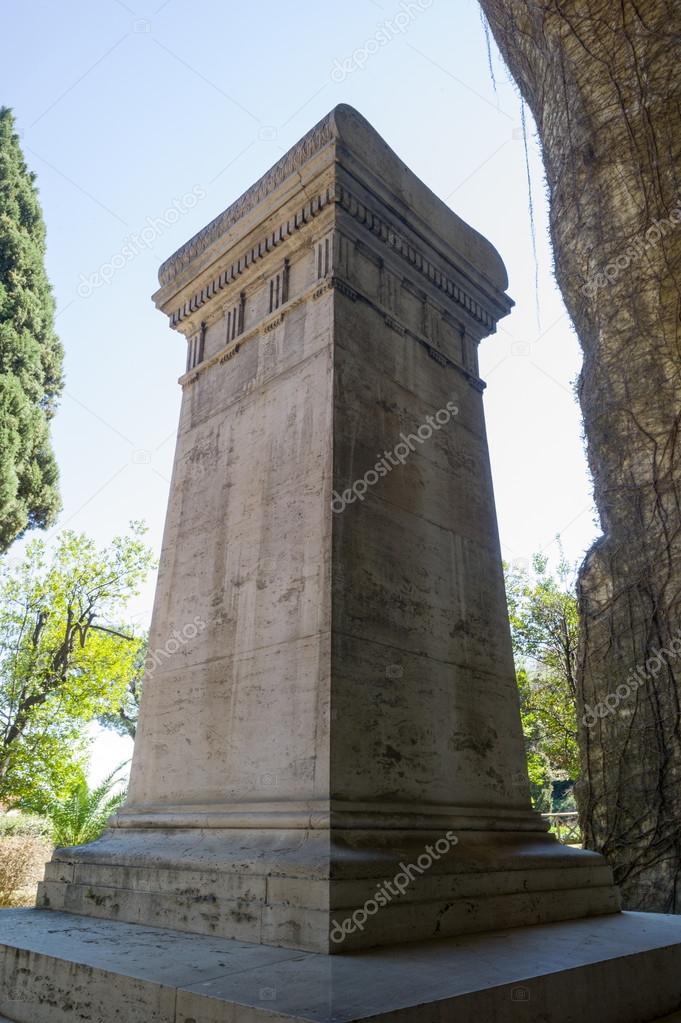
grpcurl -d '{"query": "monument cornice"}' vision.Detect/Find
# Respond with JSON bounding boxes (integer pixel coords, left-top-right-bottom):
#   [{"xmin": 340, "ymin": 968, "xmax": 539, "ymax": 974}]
[
  {"xmin": 165, "ymin": 183, "xmax": 336, "ymax": 332},
  {"xmin": 157, "ymin": 113, "xmax": 337, "ymax": 289},
  {"xmin": 333, "ymin": 187, "xmax": 506, "ymax": 330},
  {"xmin": 155, "ymin": 106, "xmax": 513, "ymax": 329},
  {"xmin": 164, "ymin": 182, "xmax": 506, "ymax": 337}
]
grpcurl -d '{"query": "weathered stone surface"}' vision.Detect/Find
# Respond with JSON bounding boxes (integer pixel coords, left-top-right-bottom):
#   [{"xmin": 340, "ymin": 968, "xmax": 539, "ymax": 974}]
[
  {"xmin": 1, "ymin": 909, "xmax": 681, "ymax": 1022},
  {"xmin": 37, "ymin": 827, "xmax": 618, "ymax": 951},
  {"xmin": 37, "ymin": 104, "xmax": 621, "ymax": 953}
]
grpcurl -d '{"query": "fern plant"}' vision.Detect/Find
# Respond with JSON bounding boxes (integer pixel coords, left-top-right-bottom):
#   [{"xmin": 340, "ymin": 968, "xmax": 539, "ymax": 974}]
[{"xmin": 38, "ymin": 765, "xmax": 127, "ymax": 848}]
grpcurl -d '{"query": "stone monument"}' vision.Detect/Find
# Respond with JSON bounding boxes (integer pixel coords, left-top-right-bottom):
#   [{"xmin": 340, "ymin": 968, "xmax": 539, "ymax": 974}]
[
  {"xmin": 37, "ymin": 103, "xmax": 618, "ymax": 952},
  {"xmin": 2, "ymin": 106, "xmax": 681, "ymax": 1022}
]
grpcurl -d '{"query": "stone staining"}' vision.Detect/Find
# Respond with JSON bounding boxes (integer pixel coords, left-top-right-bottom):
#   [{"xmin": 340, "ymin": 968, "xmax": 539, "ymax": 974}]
[
  {"xmin": 37, "ymin": 105, "xmax": 621, "ymax": 955},
  {"xmin": 186, "ymin": 320, "xmax": 206, "ymax": 372},
  {"xmin": 225, "ymin": 304, "xmax": 238, "ymax": 343},
  {"xmin": 316, "ymin": 237, "xmax": 330, "ymax": 279},
  {"xmin": 268, "ymin": 259, "xmax": 290, "ymax": 314}
]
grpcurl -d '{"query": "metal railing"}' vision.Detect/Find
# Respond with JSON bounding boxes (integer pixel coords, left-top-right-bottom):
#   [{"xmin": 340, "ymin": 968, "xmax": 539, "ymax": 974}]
[{"xmin": 542, "ymin": 811, "xmax": 582, "ymax": 845}]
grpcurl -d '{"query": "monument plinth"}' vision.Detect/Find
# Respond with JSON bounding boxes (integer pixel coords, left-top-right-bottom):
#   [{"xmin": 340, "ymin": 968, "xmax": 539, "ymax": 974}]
[{"xmin": 36, "ymin": 105, "xmax": 618, "ymax": 953}]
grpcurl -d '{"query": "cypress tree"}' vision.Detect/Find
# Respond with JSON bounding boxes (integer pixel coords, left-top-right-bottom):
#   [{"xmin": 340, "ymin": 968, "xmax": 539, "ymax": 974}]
[{"xmin": 0, "ymin": 106, "xmax": 63, "ymax": 551}]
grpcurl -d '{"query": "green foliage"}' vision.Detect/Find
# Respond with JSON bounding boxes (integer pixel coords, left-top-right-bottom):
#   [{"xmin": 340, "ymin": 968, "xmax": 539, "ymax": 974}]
[
  {"xmin": 505, "ymin": 552, "xmax": 581, "ymax": 808},
  {"xmin": 28, "ymin": 765, "xmax": 127, "ymax": 847},
  {"xmin": 0, "ymin": 524, "xmax": 154, "ymax": 803},
  {"xmin": 552, "ymin": 779, "xmax": 577, "ymax": 813},
  {"xmin": 97, "ymin": 637, "xmax": 146, "ymax": 739},
  {"xmin": 4, "ymin": 719, "xmax": 89, "ymax": 806},
  {"xmin": 0, "ymin": 811, "xmax": 51, "ymax": 838},
  {"xmin": 0, "ymin": 106, "xmax": 64, "ymax": 551},
  {"xmin": 516, "ymin": 665, "xmax": 553, "ymax": 811}
]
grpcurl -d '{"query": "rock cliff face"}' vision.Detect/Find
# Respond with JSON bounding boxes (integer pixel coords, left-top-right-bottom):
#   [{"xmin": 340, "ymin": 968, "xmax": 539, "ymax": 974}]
[{"xmin": 480, "ymin": 0, "xmax": 681, "ymax": 909}]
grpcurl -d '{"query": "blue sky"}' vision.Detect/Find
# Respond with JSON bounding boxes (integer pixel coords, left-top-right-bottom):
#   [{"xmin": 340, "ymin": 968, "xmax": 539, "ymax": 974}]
[{"xmin": 2, "ymin": 0, "xmax": 596, "ymax": 779}]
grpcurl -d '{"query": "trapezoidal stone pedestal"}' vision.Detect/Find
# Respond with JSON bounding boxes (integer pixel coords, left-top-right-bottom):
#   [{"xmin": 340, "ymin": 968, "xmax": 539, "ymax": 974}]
[
  {"xmin": 36, "ymin": 105, "xmax": 621, "ymax": 955},
  {"xmin": 2, "ymin": 909, "xmax": 681, "ymax": 1022}
]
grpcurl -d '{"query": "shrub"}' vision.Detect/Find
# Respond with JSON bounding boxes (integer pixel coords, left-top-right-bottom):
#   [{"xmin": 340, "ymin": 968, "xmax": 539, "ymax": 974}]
[
  {"xmin": 0, "ymin": 836, "xmax": 44, "ymax": 905},
  {"xmin": 0, "ymin": 813, "xmax": 52, "ymax": 839}
]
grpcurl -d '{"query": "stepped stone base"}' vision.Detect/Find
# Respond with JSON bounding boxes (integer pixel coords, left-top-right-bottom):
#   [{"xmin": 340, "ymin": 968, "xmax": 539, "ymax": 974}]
[
  {"xmin": 1, "ymin": 909, "xmax": 681, "ymax": 1022},
  {"xmin": 36, "ymin": 825, "xmax": 619, "ymax": 952}
]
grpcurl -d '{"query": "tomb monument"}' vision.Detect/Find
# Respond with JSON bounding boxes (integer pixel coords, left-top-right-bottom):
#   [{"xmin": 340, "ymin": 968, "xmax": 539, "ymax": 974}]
[{"xmin": 2, "ymin": 106, "xmax": 681, "ymax": 1023}]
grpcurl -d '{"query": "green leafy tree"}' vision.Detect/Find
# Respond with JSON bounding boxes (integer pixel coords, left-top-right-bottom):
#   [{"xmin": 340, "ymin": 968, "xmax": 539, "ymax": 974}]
[
  {"xmin": 0, "ymin": 107, "xmax": 64, "ymax": 551},
  {"xmin": 28, "ymin": 765, "xmax": 127, "ymax": 847},
  {"xmin": 0, "ymin": 525, "xmax": 154, "ymax": 803},
  {"xmin": 97, "ymin": 637, "xmax": 146, "ymax": 739},
  {"xmin": 516, "ymin": 665, "xmax": 553, "ymax": 812},
  {"xmin": 505, "ymin": 553, "xmax": 581, "ymax": 807}
]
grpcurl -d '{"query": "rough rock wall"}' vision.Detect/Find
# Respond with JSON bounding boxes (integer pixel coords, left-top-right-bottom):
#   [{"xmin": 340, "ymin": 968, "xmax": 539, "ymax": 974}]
[{"xmin": 479, "ymin": 0, "xmax": 681, "ymax": 910}]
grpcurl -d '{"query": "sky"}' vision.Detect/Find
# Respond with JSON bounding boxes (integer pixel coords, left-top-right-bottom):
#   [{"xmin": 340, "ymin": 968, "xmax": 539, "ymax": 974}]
[{"xmin": 2, "ymin": 0, "xmax": 598, "ymax": 782}]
